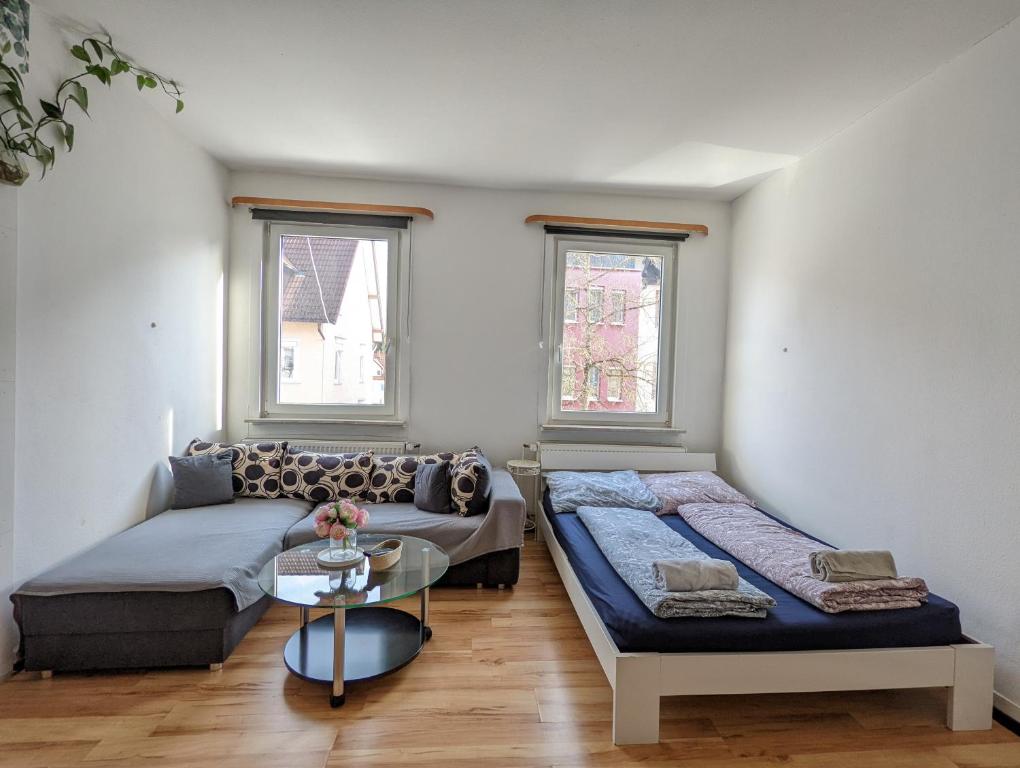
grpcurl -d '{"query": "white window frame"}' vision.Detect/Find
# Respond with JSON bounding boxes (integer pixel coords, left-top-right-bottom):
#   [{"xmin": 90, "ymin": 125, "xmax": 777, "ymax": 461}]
[
  {"xmin": 561, "ymin": 364, "xmax": 576, "ymax": 401},
  {"xmin": 606, "ymin": 366, "xmax": 623, "ymax": 402},
  {"xmin": 541, "ymin": 234, "xmax": 679, "ymax": 429},
  {"xmin": 564, "ymin": 287, "xmax": 579, "ymax": 323},
  {"xmin": 610, "ymin": 289, "xmax": 626, "ymax": 325},
  {"xmin": 587, "ymin": 285, "xmax": 605, "ymax": 325},
  {"xmin": 258, "ymin": 221, "xmax": 410, "ymax": 424},
  {"xmin": 586, "ymin": 365, "xmax": 601, "ymax": 402},
  {"xmin": 333, "ymin": 340, "xmax": 344, "ymax": 385},
  {"xmin": 280, "ymin": 340, "xmax": 300, "ymax": 383}
]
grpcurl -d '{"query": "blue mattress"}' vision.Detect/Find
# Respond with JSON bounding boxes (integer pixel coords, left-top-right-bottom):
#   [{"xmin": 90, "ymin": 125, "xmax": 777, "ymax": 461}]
[{"xmin": 544, "ymin": 495, "xmax": 962, "ymax": 653}]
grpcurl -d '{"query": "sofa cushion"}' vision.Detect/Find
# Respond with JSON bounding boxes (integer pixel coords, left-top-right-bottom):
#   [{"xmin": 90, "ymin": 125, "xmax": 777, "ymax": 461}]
[
  {"xmin": 365, "ymin": 451, "xmax": 460, "ymax": 504},
  {"xmin": 281, "ymin": 449, "xmax": 373, "ymax": 503},
  {"xmin": 169, "ymin": 453, "xmax": 235, "ymax": 509},
  {"xmin": 414, "ymin": 460, "xmax": 452, "ymax": 513},
  {"xmin": 450, "ymin": 448, "xmax": 493, "ymax": 517},
  {"xmin": 186, "ymin": 439, "xmax": 287, "ymax": 498}
]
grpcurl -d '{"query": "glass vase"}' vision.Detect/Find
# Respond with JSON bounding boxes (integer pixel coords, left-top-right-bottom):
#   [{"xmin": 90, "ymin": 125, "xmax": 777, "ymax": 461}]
[{"xmin": 330, "ymin": 530, "xmax": 357, "ymax": 555}]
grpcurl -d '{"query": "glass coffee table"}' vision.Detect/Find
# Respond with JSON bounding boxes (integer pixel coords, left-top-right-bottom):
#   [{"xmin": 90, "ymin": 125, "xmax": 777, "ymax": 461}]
[{"xmin": 257, "ymin": 535, "xmax": 449, "ymax": 707}]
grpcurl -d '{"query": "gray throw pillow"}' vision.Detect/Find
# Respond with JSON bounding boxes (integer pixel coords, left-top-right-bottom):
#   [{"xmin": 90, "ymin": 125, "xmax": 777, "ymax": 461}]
[
  {"xmin": 169, "ymin": 453, "xmax": 235, "ymax": 509},
  {"xmin": 414, "ymin": 460, "xmax": 452, "ymax": 514}
]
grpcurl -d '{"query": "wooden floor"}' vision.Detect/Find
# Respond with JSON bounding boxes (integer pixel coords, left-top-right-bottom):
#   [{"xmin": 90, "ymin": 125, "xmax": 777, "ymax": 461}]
[{"xmin": 3, "ymin": 536, "xmax": 1018, "ymax": 768}]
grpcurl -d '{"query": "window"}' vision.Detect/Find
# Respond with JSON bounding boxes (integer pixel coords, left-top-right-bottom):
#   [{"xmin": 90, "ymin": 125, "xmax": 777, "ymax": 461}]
[
  {"xmin": 544, "ymin": 235, "xmax": 677, "ymax": 427},
  {"xmin": 610, "ymin": 289, "xmax": 626, "ymax": 325},
  {"xmin": 606, "ymin": 367, "xmax": 622, "ymax": 401},
  {"xmin": 259, "ymin": 221, "xmax": 409, "ymax": 423},
  {"xmin": 587, "ymin": 286, "xmax": 604, "ymax": 324},
  {"xmin": 564, "ymin": 287, "xmax": 579, "ymax": 323},
  {"xmin": 586, "ymin": 366, "xmax": 601, "ymax": 401},
  {"xmin": 281, "ymin": 341, "xmax": 298, "ymax": 382},
  {"xmin": 333, "ymin": 342, "xmax": 344, "ymax": 384},
  {"xmin": 561, "ymin": 365, "xmax": 576, "ymax": 400}
]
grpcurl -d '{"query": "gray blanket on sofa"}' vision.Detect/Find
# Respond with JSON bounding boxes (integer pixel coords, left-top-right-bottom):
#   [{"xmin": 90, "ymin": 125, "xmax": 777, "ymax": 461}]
[
  {"xmin": 14, "ymin": 498, "xmax": 312, "ymax": 611},
  {"xmin": 577, "ymin": 506, "xmax": 776, "ymax": 619}
]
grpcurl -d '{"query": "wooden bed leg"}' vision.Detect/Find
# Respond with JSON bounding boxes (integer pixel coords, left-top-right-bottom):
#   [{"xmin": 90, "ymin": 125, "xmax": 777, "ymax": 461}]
[
  {"xmin": 613, "ymin": 655, "xmax": 661, "ymax": 745},
  {"xmin": 948, "ymin": 642, "xmax": 994, "ymax": 730},
  {"xmin": 208, "ymin": 662, "xmax": 223, "ymax": 671},
  {"xmin": 39, "ymin": 670, "xmax": 53, "ymax": 679}
]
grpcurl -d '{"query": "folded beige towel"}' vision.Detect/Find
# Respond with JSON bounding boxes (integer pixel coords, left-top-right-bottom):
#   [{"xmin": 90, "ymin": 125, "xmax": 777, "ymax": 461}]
[
  {"xmin": 652, "ymin": 558, "xmax": 739, "ymax": 592},
  {"xmin": 809, "ymin": 550, "xmax": 897, "ymax": 582}
]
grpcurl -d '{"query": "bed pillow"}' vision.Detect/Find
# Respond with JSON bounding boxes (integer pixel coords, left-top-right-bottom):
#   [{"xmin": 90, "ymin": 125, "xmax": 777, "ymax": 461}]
[
  {"xmin": 641, "ymin": 471, "xmax": 753, "ymax": 515},
  {"xmin": 185, "ymin": 439, "xmax": 287, "ymax": 498},
  {"xmin": 449, "ymin": 447, "xmax": 492, "ymax": 517},
  {"xmin": 169, "ymin": 453, "xmax": 235, "ymax": 509},
  {"xmin": 365, "ymin": 451, "xmax": 461, "ymax": 503},
  {"xmin": 280, "ymin": 449, "xmax": 374, "ymax": 503},
  {"xmin": 545, "ymin": 470, "xmax": 660, "ymax": 515}
]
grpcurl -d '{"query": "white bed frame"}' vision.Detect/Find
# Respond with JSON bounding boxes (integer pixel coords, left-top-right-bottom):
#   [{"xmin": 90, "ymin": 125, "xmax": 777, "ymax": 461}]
[{"xmin": 537, "ymin": 444, "xmax": 995, "ymax": 745}]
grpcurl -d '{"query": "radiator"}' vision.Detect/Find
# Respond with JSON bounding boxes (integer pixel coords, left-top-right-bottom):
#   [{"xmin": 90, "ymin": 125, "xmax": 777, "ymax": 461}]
[{"xmin": 284, "ymin": 440, "xmax": 419, "ymax": 455}]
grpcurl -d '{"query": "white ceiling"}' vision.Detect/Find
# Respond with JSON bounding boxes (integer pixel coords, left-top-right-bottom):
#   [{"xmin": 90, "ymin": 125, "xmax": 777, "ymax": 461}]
[{"xmin": 31, "ymin": 0, "xmax": 1020, "ymax": 199}]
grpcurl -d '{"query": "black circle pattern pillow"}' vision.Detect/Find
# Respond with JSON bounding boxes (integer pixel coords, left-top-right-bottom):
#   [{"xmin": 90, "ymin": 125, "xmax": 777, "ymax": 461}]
[
  {"xmin": 185, "ymin": 439, "xmax": 287, "ymax": 498},
  {"xmin": 450, "ymin": 447, "xmax": 493, "ymax": 517},
  {"xmin": 365, "ymin": 451, "xmax": 460, "ymax": 504},
  {"xmin": 280, "ymin": 449, "xmax": 374, "ymax": 503}
]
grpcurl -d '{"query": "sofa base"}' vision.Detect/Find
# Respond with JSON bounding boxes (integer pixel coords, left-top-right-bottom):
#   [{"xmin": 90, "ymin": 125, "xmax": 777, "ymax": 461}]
[
  {"xmin": 14, "ymin": 591, "xmax": 270, "ymax": 673},
  {"xmin": 439, "ymin": 547, "xmax": 520, "ymax": 587}
]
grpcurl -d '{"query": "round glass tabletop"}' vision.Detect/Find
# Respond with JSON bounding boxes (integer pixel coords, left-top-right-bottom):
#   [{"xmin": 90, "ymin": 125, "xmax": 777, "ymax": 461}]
[{"xmin": 258, "ymin": 535, "xmax": 449, "ymax": 609}]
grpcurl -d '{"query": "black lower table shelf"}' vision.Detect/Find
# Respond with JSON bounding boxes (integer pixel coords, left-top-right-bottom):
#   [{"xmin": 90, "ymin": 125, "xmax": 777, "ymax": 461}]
[{"xmin": 283, "ymin": 607, "xmax": 427, "ymax": 698}]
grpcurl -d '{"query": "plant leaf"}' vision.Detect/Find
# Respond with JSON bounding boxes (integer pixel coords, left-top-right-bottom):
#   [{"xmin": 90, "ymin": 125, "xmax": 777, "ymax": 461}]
[
  {"xmin": 73, "ymin": 82, "xmax": 89, "ymax": 112},
  {"xmin": 70, "ymin": 44, "xmax": 91, "ymax": 63},
  {"xmin": 136, "ymin": 73, "xmax": 145, "ymax": 90},
  {"xmin": 144, "ymin": 76, "xmax": 157, "ymax": 89},
  {"xmin": 175, "ymin": 99, "xmax": 183, "ymax": 113},
  {"xmin": 39, "ymin": 99, "xmax": 62, "ymax": 119},
  {"xmin": 85, "ymin": 39, "xmax": 104, "ymax": 62},
  {"xmin": 110, "ymin": 58, "xmax": 129, "ymax": 75},
  {"xmin": 63, "ymin": 123, "xmax": 74, "ymax": 150}
]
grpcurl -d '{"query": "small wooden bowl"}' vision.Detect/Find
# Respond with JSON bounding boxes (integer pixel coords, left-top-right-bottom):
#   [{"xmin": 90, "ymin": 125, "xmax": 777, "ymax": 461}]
[{"xmin": 365, "ymin": 539, "xmax": 403, "ymax": 571}]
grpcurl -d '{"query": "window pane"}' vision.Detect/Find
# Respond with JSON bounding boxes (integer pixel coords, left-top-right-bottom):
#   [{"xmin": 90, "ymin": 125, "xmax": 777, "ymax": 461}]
[
  {"xmin": 278, "ymin": 234, "xmax": 387, "ymax": 405},
  {"xmin": 560, "ymin": 249, "xmax": 662, "ymax": 413},
  {"xmin": 564, "ymin": 288, "xmax": 578, "ymax": 323},
  {"xmin": 561, "ymin": 365, "xmax": 575, "ymax": 400}
]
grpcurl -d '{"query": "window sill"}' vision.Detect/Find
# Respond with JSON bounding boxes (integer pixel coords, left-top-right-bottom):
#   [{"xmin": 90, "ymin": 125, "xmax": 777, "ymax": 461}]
[
  {"xmin": 247, "ymin": 417, "xmax": 407, "ymax": 427},
  {"xmin": 540, "ymin": 423, "xmax": 686, "ymax": 434}
]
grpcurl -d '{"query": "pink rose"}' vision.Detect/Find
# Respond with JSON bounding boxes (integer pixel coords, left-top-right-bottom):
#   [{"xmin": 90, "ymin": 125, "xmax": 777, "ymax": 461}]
[
  {"xmin": 314, "ymin": 520, "xmax": 331, "ymax": 538},
  {"xmin": 314, "ymin": 508, "xmax": 329, "ymax": 523},
  {"xmin": 357, "ymin": 508, "xmax": 369, "ymax": 527},
  {"xmin": 329, "ymin": 523, "xmax": 347, "ymax": 540}
]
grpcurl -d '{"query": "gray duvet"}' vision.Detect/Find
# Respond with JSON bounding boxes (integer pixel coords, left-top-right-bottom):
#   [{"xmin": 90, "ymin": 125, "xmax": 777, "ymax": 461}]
[
  {"xmin": 14, "ymin": 498, "xmax": 312, "ymax": 611},
  {"xmin": 577, "ymin": 506, "xmax": 776, "ymax": 619}
]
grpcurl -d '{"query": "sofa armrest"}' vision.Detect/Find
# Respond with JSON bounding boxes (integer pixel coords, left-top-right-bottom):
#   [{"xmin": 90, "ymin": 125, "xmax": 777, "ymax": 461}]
[{"xmin": 487, "ymin": 469, "xmax": 527, "ymax": 542}]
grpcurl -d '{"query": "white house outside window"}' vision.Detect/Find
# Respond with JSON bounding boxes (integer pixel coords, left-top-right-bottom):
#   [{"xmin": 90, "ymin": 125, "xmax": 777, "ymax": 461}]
[{"xmin": 258, "ymin": 221, "xmax": 410, "ymax": 423}]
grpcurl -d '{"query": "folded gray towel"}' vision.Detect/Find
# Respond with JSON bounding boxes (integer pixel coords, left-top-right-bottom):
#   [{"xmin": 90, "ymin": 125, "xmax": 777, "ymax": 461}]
[
  {"xmin": 809, "ymin": 550, "xmax": 898, "ymax": 582},
  {"xmin": 652, "ymin": 558, "xmax": 739, "ymax": 592}
]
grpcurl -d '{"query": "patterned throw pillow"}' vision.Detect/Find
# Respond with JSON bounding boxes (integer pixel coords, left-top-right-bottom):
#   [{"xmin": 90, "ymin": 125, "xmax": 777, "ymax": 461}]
[
  {"xmin": 185, "ymin": 439, "xmax": 287, "ymax": 498},
  {"xmin": 545, "ymin": 470, "xmax": 661, "ymax": 514},
  {"xmin": 280, "ymin": 450, "xmax": 374, "ymax": 503},
  {"xmin": 365, "ymin": 451, "xmax": 460, "ymax": 504},
  {"xmin": 640, "ymin": 471, "xmax": 753, "ymax": 515},
  {"xmin": 449, "ymin": 447, "xmax": 492, "ymax": 517}
]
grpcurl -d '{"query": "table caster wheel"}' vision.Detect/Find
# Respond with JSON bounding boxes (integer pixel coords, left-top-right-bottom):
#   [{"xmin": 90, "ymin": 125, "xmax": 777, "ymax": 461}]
[
  {"xmin": 424, "ymin": 625, "xmax": 433, "ymax": 641},
  {"xmin": 330, "ymin": 694, "xmax": 345, "ymax": 708}
]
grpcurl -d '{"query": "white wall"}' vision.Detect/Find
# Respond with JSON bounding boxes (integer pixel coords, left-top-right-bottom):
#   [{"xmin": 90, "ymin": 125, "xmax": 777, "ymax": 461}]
[
  {"xmin": 0, "ymin": 185, "xmax": 16, "ymax": 673},
  {"xmin": 227, "ymin": 173, "xmax": 731, "ymax": 466},
  {"xmin": 11, "ymin": 11, "xmax": 230, "ymax": 625},
  {"xmin": 723, "ymin": 19, "xmax": 1020, "ymax": 711}
]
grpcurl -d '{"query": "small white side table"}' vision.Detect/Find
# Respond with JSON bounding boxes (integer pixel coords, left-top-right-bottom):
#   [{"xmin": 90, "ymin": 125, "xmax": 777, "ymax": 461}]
[{"xmin": 506, "ymin": 459, "xmax": 542, "ymax": 542}]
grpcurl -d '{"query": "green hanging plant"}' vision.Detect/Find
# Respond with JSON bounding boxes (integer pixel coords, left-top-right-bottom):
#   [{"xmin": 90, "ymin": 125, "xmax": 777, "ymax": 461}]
[{"xmin": 0, "ymin": 33, "xmax": 183, "ymax": 185}]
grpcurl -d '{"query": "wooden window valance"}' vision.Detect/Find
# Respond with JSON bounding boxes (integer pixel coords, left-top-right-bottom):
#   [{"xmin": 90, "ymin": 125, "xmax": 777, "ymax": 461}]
[
  {"xmin": 231, "ymin": 196, "xmax": 434, "ymax": 220},
  {"xmin": 525, "ymin": 214, "xmax": 708, "ymax": 238}
]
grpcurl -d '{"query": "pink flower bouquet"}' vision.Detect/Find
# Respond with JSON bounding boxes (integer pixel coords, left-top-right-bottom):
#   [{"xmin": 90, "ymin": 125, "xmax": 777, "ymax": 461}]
[{"xmin": 314, "ymin": 499, "xmax": 369, "ymax": 550}]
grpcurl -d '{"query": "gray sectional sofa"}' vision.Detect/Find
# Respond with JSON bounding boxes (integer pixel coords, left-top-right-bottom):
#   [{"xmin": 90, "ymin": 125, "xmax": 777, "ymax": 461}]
[{"xmin": 11, "ymin": 470, "xmax": 525, "ymax": 673}]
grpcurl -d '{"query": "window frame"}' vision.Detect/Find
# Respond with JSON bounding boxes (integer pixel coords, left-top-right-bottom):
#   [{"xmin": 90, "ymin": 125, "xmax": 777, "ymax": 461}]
[
  {"xmin": 280, "ymin": 340, "xmax": 300, "ymax": 383},
  {"xmin": 541, "ymin": 234, "xmax": 679, "ymax": 429},
  {"xmin": 564, "ymin": 287, "xmax": 579, "ymax": 323},
  {"xmin": 587, "ymin": 285, "xmax": 605, "ymax": 324},
  {"xmin": 609, "ymin": 289, "xmax": 626, "ymax": 325},
  {"xmin": 606, "ymin": 366, "xmax": 623, "ymax": 402},
  {"xmin": 258, "ymin": 221, "xmax": 410, "ymax": 423}
]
